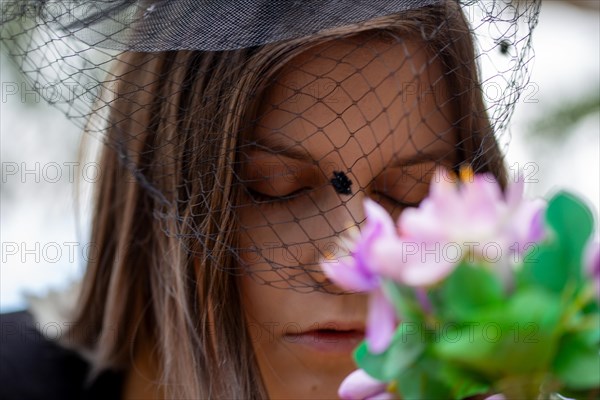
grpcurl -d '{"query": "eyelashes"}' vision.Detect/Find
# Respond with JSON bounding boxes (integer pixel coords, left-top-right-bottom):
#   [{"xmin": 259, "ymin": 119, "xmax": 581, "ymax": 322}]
[
  {"xmin": 245, "ymin": 186, "xmax": 422, "ymax": 209},
  {"xmin": 372, "ymin": 191, "xmax": 422, "ymax": 209},
  {"xmin": 245, "ymin": 187, "xmax": 310, "ymax": 205}
]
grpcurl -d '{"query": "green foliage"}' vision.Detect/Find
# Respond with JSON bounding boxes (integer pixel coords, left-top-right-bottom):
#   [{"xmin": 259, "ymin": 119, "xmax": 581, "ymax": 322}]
[
  {"xmin": 394, "ymin": 356, "xmax": 453, "ymax": 400},
  {"xmin": 354, "ymin": 191, "xmax": 600, "ymax": 399},
  {"xmin": 354, "ymin": 322, "xmax": 425, "ymax": 382},
  {"xmin": 438, "ymin": 262, "xmax": 504, "ymax": 321},
  {"xmin": 381, "ymin": 280, "xmax": 424, "ymax": 322},
  {"xmin": 529, "ymin": 93, "xmax": 600, "ymax": 140},
  {"xmin": 553, "ymin": 331, "xmax": 600, "ymax": 389},
  {"xmin": 519, "ymin": 192, "xmax": 594, "ymax": 292},
  {"xmin": 434, "ymin": 288, "xmax": 562, "ymax": 376}
]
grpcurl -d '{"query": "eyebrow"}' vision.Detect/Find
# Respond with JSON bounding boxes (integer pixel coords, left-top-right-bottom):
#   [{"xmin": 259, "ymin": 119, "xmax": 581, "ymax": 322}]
[
  {"xmin": 390, "ymin": 148, "xmax": 455, "ymax": 168},
  {"xmin": 246, "ymin": 135, "xmax": 455, "ymax": 167}
]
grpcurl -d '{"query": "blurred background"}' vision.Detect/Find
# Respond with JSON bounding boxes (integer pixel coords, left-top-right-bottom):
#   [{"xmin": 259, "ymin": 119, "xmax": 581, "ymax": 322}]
[{"xmin": 1, "ymin": 0, "xmax": 599, "ymax": 311}]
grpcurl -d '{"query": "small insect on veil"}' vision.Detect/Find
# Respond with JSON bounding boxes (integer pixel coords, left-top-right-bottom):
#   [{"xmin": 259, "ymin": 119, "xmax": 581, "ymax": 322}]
[{"xmin": 1, "ymin": 0, "xmax": 541, "ymax": 293}]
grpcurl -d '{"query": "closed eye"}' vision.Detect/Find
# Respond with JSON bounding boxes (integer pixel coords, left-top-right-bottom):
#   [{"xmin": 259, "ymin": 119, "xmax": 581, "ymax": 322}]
[
  {"xmin": 246, "ymin": 187, "xmax": 311, "ymax": 204},
  {"xmin": 373, "ymin": 191, "xmax": 421, "ymax": 208}
]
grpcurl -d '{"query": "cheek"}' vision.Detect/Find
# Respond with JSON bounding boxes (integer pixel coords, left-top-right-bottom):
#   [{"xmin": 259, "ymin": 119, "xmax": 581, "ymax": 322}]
[
  {"xmin": 237, "ymin": 207, "xmax": 335, "ymax": 290},
  {"xmin": 236, "ymin": 218, "xmax": 369, "ymax": 398},
  {"xmin": 238, "ymin": 273, "xmax": 360, "ymax": 400},
  {"xmin": 237, "ymin": 224, "xmax": 314, "ymax": 327},
  {"xmin": 238, "ymin": 272, "xmax": 311, "ymax": 363},
  {"xmin": 239, "ymin": 273, "xmax": 288, "ymax": 328}
]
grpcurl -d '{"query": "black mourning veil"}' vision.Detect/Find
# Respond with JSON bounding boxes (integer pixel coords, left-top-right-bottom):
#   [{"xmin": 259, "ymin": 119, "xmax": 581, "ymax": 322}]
[{"xmin": 1, "ymin": 0, "xmax": 541, "ymax": 292}]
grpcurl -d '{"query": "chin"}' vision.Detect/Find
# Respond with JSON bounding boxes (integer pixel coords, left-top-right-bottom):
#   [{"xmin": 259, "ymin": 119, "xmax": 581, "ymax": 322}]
[{"xmin": 262, "ymin": 362, "xmax": 353, "ymax": 400}]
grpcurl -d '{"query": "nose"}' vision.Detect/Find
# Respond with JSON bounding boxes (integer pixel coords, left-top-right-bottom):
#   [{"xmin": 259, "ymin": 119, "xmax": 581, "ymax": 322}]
[
  {"xmin": 306, "ymin": 172, "xmax": 372, "ymax": 290},
  {"xmin": 326, "ymin": 168, "xmax": 371, "ymax": 232},
  {"xmin": 330, "ymin": 191, "xmax": 367, "ymax": 235}
]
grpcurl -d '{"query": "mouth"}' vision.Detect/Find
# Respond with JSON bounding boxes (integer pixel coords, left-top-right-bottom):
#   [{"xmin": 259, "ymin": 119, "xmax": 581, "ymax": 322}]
[{"xmin": 283, "ymin": 323, "xmax": 366, "ymax": 353}]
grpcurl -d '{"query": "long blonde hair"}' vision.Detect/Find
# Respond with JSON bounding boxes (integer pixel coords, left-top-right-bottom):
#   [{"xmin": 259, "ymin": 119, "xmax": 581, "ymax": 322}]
[{"xmin": 64, "ymin": 2, "xmax": 506, "ymax": 398}]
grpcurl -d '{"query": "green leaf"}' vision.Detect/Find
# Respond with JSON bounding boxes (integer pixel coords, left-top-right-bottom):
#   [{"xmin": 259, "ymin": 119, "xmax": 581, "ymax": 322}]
[
  {"xmin": 546, "ymin": 192, "xmax": 594, "ymax": 263},
  {"xmin": 523, "ymin": 192, "xmax": 595, "ymax": 293},
  {"xmin": 433, "ymin": 288, "xmax": 563, "ymax": 377},
  {"xmin": 354, "ymin": 322, "xmax": 425, "ymax": 381},
  {"xmin": 494, "ymin": 374, "xmax": 549, "ymax": 399},
  {"xmin": 395, "ymin": 356, "xmax": 453, "ymax": 400},
  {"xmin": 553, "ymin": 332, "xmax": 600, "ymax": 390},
  {"xmin": 438, "ymin": 262, "xmax": 504, "ymax": 321},
  {"xmin": 381, "ymin": 280, "xmax": 425, "ymax": 322},
  {"xmin": 436, "ymin": 362, "xmax": 490, "ymax": 399},
  {"xmin": 519, "ymin": 241, "xmax": 566, "ymax": 293}
]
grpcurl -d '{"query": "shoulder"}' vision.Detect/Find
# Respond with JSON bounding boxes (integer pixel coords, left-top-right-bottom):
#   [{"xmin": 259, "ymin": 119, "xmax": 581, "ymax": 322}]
[
  {"xmin": 0, "ymin": 310, "xmax": 122, "ymax": 400},
  {"xmin": 1, "ymin": 310, "xmax": 88, "ymax": 399}
]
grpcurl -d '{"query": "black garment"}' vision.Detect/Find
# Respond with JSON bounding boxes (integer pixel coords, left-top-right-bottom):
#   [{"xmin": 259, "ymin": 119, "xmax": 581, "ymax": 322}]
[{"xmin": 0, "ymin": 310, "xmax": 124, "ymax": 400}]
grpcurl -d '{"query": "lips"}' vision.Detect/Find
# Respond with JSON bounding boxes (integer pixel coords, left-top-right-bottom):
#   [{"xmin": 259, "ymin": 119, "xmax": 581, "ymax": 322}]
[{"xmin": 283, "ymin": 322, "xmax": 366, "ymax": 353}]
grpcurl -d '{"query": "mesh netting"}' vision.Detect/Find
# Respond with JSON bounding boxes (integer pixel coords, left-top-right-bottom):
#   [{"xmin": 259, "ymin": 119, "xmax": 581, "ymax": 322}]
[{"xmin": 1, "ymin": 0, "xmax": 541, "ymax": 293}]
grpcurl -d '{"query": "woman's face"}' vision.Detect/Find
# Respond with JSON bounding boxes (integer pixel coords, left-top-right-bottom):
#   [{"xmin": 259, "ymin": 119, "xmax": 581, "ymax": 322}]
[{"xmin": 237, "ymin": 36, "xmax": 457, "ymax": 399}]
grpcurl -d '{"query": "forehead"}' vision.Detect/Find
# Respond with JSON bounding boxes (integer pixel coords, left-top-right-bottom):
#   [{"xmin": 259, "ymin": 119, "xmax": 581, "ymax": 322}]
[{"xmin": 252, "ymin": 35, "xmax": 457, "ymax": 171}]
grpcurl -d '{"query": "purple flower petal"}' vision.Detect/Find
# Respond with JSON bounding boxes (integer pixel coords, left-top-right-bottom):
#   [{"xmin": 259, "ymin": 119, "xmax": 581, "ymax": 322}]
[
  {"xmin": 427, "ymin": 168, "xmax": 461, "ymax": 217},
  {"xmin": 466, "ymin": 174, "xmax": 502, "ymax": 205},
  {"xmin": 459, "ymin": 175, "xmax": 505, "ymax": 229},
  {"xmin": 365, "ymin": 392, "xmax": 396, "ymax": 400},
  {"xmin": 338, "ymin": 369, "xmax": 388, "ymax": 400},
  {"xmin": 508, "ymin": 198, "xmax": 546, "ymax": 254},
  {"xmin": 367, "ymin": 235, "xmax": 405, "ymax": 275},
  {"xmin": 371, "ymin": 237, "xmax": 456, "ymax": 287},
  {"xmin": 414, "ymin": 287, "xmax": 432, "ymax": 314},
  {"xmin": 399, "ymin": 202, "xmax": 445, "ymax": 240},
  {"xmin": 505, "ymin": 172, "xmax": 525, "ymax": 207},
  {"xmin": 366, "ymin": 288, "xmax": 396, "ymax": 354},
  {"xmin": 585, "ymin": 239, "xmax": 600, "ymax": 276},
  {"xmin": 354, "ymin": 199, "xmax": 399, "ymax": 277},
  {"xmin": 398, "ymin": 248, "xmax": 456, "ymax": 287},
  {"xmin": 321, "ymin": 257, "xmax": 378, "ymax": 292},
  {"xmin": 364, "ymin": 198, "xmax": 396, "ymax": 237},
  {"xmin": 397, "ymin": 167, "xmax": 548, "ymax": 274},
  {"xmin": 585, "ymin": 239, "xmax": 600, "ymax": 297},
  {"xmin": 527, "ymin": 205, "xmax": 546, "ymax": 243},
  {"xmin": 484, "ymin": 395, "xmax": 506, "ymax": 400}
]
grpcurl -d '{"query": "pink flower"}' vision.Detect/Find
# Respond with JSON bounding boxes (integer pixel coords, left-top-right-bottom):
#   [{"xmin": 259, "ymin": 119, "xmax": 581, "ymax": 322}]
[
  {"xmin": 504, "ymin": 173, "xmax": 546, "ymax": 253},
  {"xmin": 585, "ymin": 238, "xmax": 600, "ymax": 297},
  {"xmin": 321, "ymin": 199, "xmax": 398, "ymax": 353},
  {"xmin": 338, "ymin": 369, "xmax": 394, "ymax": 400},
  {"xmin": 323, "ymin": 167, "xmax": 546, "ymax": 352},
  {"xmin": 403, "ymin": 168, "xmax": 544, "ymax": 255},
  {"xmin": 372, "ymin": 168, "xmax": 545, "ymax": 287},
  {"xmin": 484, "ymin": 395, "xmax": 506, "ymax": 400},
  {"xmin": 370, "ymin": 234, "xmax": 457, "ymax": 287}
]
